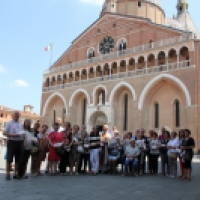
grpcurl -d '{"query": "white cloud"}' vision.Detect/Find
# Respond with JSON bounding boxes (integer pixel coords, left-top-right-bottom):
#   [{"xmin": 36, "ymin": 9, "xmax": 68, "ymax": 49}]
[
  {"xmin": 0, "ymin": 65, "xmax": 5, "ymax": 73},
  {"xmin": 14, "ymin": 79, "xmax": 29, "ymax": 87},
  {"xmin": 79, "ymin": 0, "xmax": 104, "ymax": 5}
]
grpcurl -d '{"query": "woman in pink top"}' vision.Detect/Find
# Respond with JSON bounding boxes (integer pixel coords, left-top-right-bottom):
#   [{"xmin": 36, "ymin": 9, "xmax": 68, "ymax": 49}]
[{"xmin": 48, "ymin": 123, "xmax": 64, "ymax": 175}]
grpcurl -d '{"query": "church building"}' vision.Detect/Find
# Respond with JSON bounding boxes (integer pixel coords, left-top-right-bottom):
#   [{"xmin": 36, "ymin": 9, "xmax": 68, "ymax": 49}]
[{"xmin": 41, "ymin": 0, "xmax": 200, "ymax": 148}]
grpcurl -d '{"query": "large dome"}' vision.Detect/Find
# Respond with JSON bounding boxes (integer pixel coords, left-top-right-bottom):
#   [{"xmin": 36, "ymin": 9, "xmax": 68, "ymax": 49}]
[{"xmin": 145, "ymin": 0, "xmax": 162, "ymax": 8}]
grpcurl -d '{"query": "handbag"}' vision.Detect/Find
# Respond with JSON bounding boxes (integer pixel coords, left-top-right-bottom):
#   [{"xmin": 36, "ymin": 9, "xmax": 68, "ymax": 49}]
[
  {"xmin": 31, "ymin": 143, "xmax": 41, "ymax": 154},
  {"xmin": 55, "ymin": 146, "xmax": 65, "ymax": 156},
  {"xmin": 169, "ymin": 152, "xmax": 177, "ymax": 159}
]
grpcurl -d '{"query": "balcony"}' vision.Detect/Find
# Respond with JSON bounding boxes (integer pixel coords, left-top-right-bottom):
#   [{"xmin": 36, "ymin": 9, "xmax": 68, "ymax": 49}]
[
  {"xmin": 43, "ymin": 60, "xmax": 194, "ymax": 92},
  {"xmin": 44, "ymin": 34, "xmax": 194, "ymax": 75}
]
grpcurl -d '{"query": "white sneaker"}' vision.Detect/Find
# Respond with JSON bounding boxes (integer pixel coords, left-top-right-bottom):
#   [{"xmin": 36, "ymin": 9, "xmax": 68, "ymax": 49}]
[{"xmin": 171, "ymin": 175, "xmax": 175, "ymax": 178}]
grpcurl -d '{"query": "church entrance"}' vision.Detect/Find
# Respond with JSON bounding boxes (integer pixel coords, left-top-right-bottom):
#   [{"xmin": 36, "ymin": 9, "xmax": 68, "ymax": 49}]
[{"xmin": 89, "ymin": 111, "xmax": 107, "ymax": 132}]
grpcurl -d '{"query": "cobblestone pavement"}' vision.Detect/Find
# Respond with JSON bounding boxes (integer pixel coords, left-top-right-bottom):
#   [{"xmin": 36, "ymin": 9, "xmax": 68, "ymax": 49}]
[{"xmin": 0, "ymin": 146, "xmax": 200, "ymax": 200}]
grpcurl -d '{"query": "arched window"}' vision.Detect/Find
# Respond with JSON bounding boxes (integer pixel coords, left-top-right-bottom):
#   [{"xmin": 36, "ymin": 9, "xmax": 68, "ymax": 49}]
[
  {"xmin": 118, "ymin": 40, "xmax": 126, "ymax": 55},
  {"xmin": 57, "ymin": 75, "xmax": 61, "ymax": 83},
  {"xmin": 98, "ymin": 90, "xmax": 105, "ymax": 105},
  {"xmin": 123, "ymin": 93, "xmax": 128, "ymax": 131},
  {"xmin": 175, "ymin": 100, "xmax": 180, "ymax": 127},
  {"xmin": 53, "ymin": 110, "xmax": 56, "ymax": 124},
  {"xmin": 154, "ymin": 103, "xmax": 159, "ymax": 128},
  {"xmin": 63, "ymin": 108, "xmax": 66, "ymax": 124},
  {"xmin": 82, "ymin": 98, "xmax": 87, "ymax": 125},
  {"xmin": 87, "ymin": 48, "xmax": 95, "ymax": 60}
]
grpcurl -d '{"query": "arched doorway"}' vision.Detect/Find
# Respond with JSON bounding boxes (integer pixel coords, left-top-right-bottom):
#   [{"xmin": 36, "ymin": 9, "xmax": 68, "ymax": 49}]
[{"xmin": 89, "ymin": 111, "xmax": 107, "ymax": 132}]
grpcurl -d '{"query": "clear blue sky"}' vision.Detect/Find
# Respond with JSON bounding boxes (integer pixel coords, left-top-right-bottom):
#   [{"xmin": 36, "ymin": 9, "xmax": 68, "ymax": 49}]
[{"xmin": 0, "ymin": 0, "xmax": 199, "ymax": 114}]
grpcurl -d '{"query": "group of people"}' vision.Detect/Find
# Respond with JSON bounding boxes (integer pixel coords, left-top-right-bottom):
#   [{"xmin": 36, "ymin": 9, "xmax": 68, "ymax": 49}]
[{"xmin": 3, "ymin": 111, "xmax": 195, "ymax": 182}]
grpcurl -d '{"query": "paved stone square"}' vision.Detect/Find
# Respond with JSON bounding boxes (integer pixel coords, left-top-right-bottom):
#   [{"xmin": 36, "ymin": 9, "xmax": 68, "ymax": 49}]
[{"xmin": 0, "ymin": 146, "xmax": 200, "ymax": 200}]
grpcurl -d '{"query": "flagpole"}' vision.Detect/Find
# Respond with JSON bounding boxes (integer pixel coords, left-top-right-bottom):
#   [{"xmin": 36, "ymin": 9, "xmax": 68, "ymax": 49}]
[{"xmin": 49, "ymin": 43, "xmax": 53, "ymax": 67}]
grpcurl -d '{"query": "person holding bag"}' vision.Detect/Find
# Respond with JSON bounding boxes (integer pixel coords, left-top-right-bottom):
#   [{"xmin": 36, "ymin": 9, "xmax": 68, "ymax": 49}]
[
  {"xmin": 69, "ymin": 125, "xmax": 81, "ymax": 175},
  {"xmin": 178, "ymin": 129, "xmax": 185, "ymax": 178},
  {"xmin": 59, "ymin": 137, "xmax": 71, "ymax": 175},
  {"xmin": 48, "ymin": 123, "xmax": 64, "ymax": 176},
  {"xmin": 180, "ymin": 129, "xmax": 195, "ymax": 181},
  {"xmin": 18, "ymin": 119, "xmax": 37, "ymax": 179},
  {"xmin": 167, "ymin": 131, "xmax": 179, "ymax": 178},
  {"xmin": 36, "ymin": 125, "xmax": 49, "ymax": 176}
]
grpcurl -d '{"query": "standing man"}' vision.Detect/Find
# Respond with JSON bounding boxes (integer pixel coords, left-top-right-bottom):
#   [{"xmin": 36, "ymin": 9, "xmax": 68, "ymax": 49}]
[
  {"xmin": 3, "ymin": 111, "xmax": 23, "ymax": 180},
  {"xmin": 99, "ymin": 124, "xmax": 112, "ymax": 173}
]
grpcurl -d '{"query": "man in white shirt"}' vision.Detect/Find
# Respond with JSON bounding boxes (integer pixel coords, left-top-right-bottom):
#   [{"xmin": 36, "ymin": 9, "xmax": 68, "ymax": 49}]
[
  {"xmin": 3, "ymin": 111, "xmax": 23, "ymax": 180},
  {"xmin": 99, "ymin": 125, "xmax": 112, "ymax": 172}
]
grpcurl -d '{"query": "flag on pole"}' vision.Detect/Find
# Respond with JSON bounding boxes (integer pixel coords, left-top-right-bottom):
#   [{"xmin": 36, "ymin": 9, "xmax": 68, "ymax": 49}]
[{"xmin": 45, "ymin": 44, "xmax": 52, "ymax": 51}]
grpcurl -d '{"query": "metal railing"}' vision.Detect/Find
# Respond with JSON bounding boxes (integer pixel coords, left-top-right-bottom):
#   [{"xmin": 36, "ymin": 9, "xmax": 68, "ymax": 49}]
[
  {"xmin": 43, "ymin": 60, "xmax": 193, "ymax": 92},
  {"xmin": 44, "ymin": 34, "xmax": 194, "ymax": 75}
]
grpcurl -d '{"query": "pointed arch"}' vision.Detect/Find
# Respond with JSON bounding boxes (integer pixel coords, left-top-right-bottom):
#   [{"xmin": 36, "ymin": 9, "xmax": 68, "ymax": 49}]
[
  {"xmin": 109, "ymin": 81, "xmax": 136, "ymax": 103},
  {"xmin": 69, "ymin": 88, "xmax": 90, "ymax": 107},
  {"xmin": 138, "ymin": 74, "xmax": 192, "ymax": 110},
  {"xmin": 42, "ymin": 92, "xmax": 67, "ymax": 116}
]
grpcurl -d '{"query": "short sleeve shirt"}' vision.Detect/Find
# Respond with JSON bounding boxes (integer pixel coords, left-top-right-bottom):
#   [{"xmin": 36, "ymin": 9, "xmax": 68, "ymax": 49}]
[
  {"xmin": 182, "ymin": 137, "xmax": 195, "ymax": 155},
  {"xmin": 4, "ymin": 120, "xmax": 23, "ymax": 141}
]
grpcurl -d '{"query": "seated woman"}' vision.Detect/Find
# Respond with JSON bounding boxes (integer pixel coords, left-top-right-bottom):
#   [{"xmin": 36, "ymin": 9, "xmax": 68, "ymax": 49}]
[
  {"xmin": 108, "ymin": 136, "xmax": 123, "ymax": 174},
  {"xmin": 122, "ymin": 140, "xmax": 140, "ymax": 176},
  {"xmin": 122, "ymin": 132, "xmax": 132, "ymax": 149}
]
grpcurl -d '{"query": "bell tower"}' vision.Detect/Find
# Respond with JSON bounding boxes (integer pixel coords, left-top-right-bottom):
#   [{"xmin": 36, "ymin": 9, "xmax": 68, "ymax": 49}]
[
  {"xmin": 176, "ymin": 0, "xmax": 188, "ymax": 16},
  {"xmin": 175, "ymin": 0, "xmax": 199, "ymax": 36}
]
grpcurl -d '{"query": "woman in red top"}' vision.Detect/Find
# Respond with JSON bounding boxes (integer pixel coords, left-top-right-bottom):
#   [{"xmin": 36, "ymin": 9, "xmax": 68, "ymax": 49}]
[{"xmin": 48, "ymin": 123, "xmax": 64, "ymax": 175}]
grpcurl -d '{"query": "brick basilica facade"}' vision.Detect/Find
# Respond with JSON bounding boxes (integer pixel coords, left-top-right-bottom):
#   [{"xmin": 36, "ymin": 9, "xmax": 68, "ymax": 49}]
[{"xmin": 41, "ymin": 0, "xmax": 200, "ymax": 149}]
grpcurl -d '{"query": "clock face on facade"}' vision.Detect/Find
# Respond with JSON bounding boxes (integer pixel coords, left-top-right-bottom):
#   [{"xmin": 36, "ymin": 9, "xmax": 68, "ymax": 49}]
[{"xmin": 99, "ymin": 36, "xmax": 114, "ymax": 54}]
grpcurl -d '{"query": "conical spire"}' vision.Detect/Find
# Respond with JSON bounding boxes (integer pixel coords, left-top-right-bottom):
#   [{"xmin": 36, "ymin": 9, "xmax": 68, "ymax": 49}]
[
  {"xmin": 176, "ymin": 0, "xmax": 188, "ymax": 16},
  {"xmin": 175, "ymin": 0, "xmax": 199, "ymax": 36}
]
